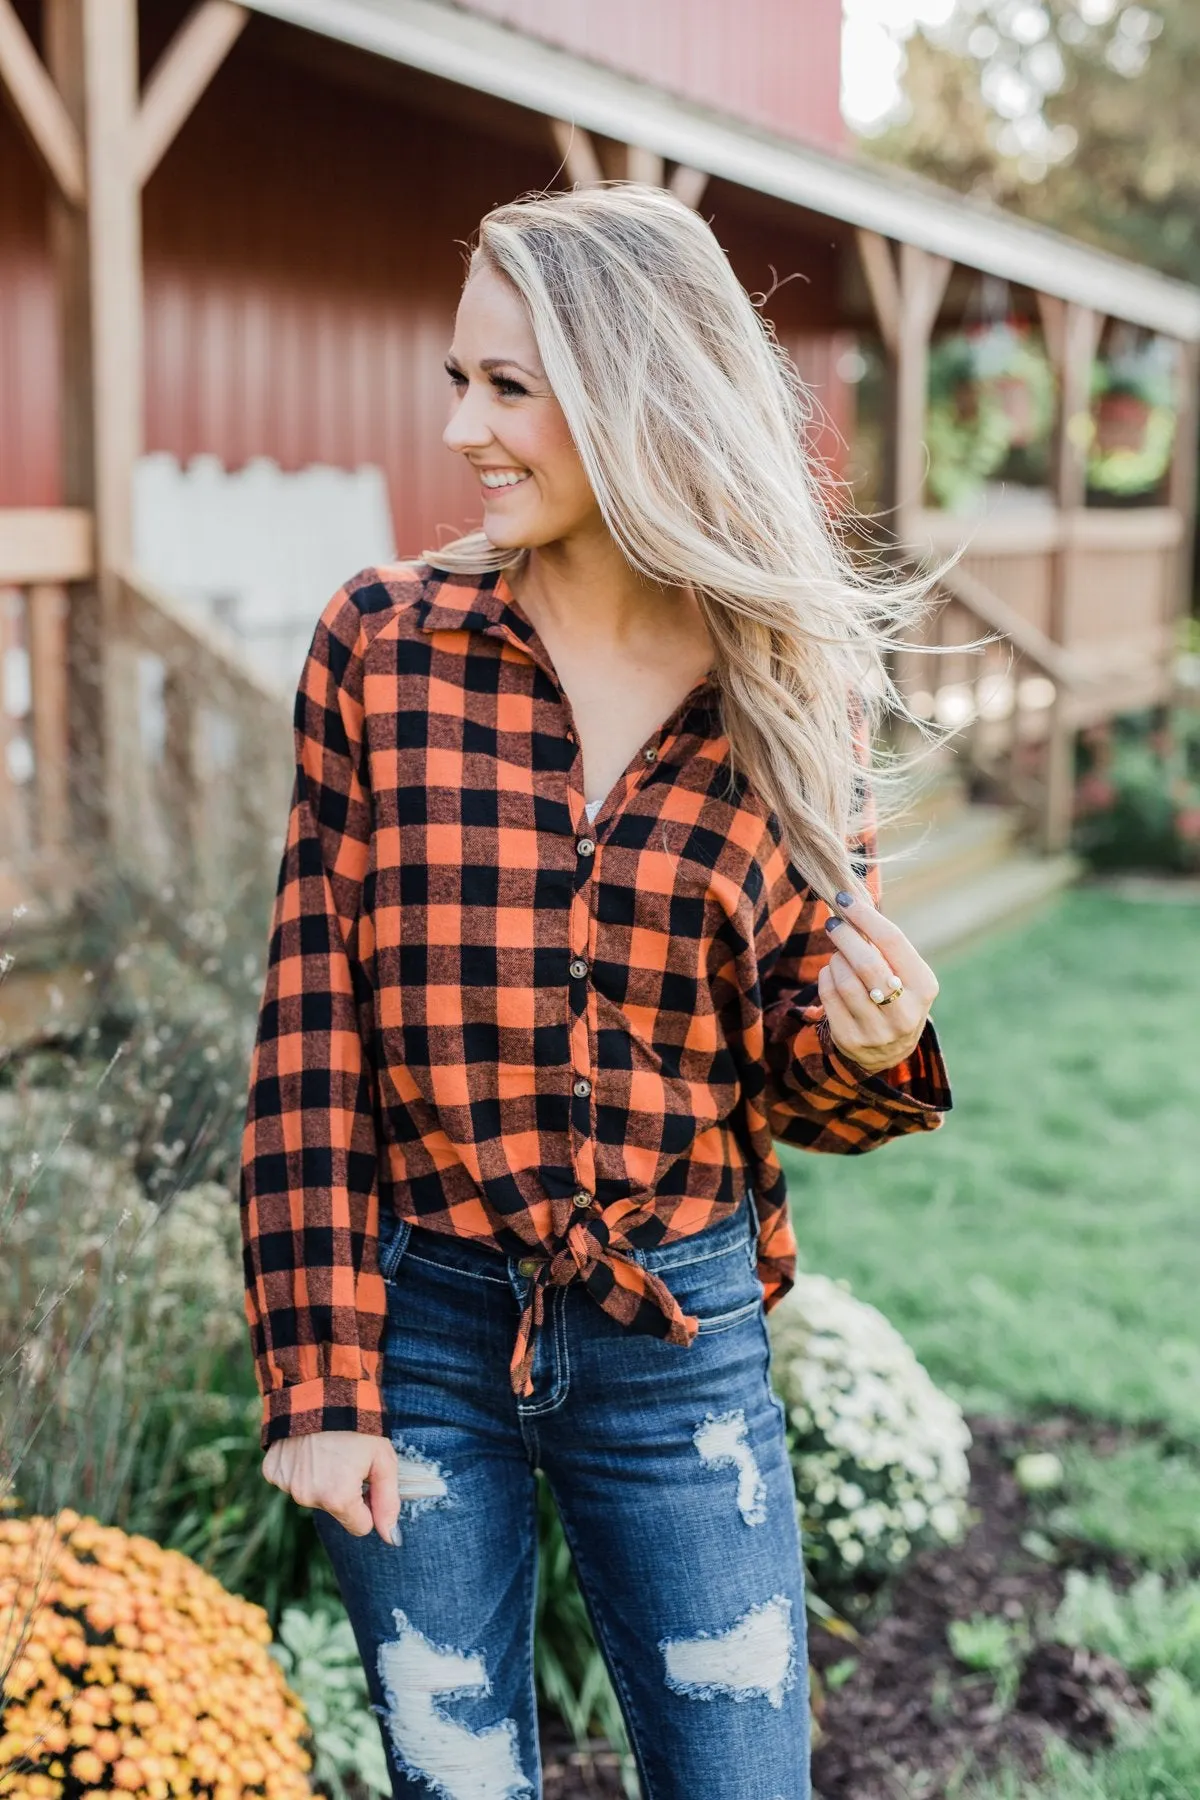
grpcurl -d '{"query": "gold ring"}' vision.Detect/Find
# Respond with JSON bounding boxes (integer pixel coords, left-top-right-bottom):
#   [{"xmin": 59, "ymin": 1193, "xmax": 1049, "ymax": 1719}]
[{"xmin": 869, "ymin": 979, "xmax": 904, "ymax": 1006}]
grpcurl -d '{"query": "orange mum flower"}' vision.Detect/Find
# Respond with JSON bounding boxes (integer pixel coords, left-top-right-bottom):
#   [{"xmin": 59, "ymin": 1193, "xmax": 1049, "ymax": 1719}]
[{"xmin": 0, "ymin": 1511, "xmax": 315, "ymax": 1800}]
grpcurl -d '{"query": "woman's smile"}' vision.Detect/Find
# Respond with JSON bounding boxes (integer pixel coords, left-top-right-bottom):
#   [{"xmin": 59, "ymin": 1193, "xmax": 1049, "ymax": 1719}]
[{"xmin": 477, "ymin": 465, "xmax": 532, "ymax": 492}]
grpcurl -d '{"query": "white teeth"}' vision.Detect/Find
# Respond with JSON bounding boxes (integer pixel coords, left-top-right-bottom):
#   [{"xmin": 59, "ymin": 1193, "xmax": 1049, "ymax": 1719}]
[{"xmin": 479, "ymin": 470, "xmax": 529, "ymax": 488}]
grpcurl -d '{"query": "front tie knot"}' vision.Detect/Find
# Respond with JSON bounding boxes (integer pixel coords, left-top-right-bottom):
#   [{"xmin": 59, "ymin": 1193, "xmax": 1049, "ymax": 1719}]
[
  {"xmin": 508, "ymin": 1201, "xmax": 699, "ymax": 1398},
  {"xmin": 547, "ymin": 1212, "xmax": 611, "ymax": 1287}
]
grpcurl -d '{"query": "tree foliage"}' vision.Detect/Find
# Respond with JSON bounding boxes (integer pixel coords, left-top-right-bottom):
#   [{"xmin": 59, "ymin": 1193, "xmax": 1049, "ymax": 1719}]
[{"xmin": 868, "ymin": 2, "xmax": 1200, "ymax": 287}]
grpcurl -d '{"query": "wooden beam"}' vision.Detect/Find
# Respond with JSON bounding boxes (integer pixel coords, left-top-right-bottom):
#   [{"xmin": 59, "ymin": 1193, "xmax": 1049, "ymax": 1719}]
[
  {"xmin": 624, "ymin": 143, "xmax": 664, "ymax": 186},
  {"xmin": 1035, "ymin": 291, "xmax": 1065, "ymax": 370},
  {"xmin": 895, "ymin": 243, "xmax": 953, "ymax": 519},
  {"xmin": 901, "ymin": 239, "xmax": 953, "ymax": 340},
  {"xmin": 667, "ymin": 164, "xmax": 709, "ymax": 210},
  {"xmin": 1167, "ymin": 338, "xmax": 1200, "ymax": 630},
  {"xmin": 45, "ymin": 0, "xmax": 144, "ymax": 851},
  {"xmin": 1041, "ymin": 300, "xmax": 1101, "ymax": 853},
  {"xmin": 856, "ymin": 229, "xmax": 900, "ymax": 358},
  {"xmin": 133, "ymin": 0, "xmax": 248, "ymax": 189},
  {"xmin": 0, "ymin": 590, "xmax": 23, "ymax": 858},
  {"xmin": 28, "ymin": 584, "xmax": 71, "ymax": 853},
  {"xmin": 550, "ymin": 117, "xmax": 603, "ymax": 187},
  {"xmin": 81, "ymin": 0, "xmax": 143, "ymax": 577},
  {"xmin": 0, "ymin": 0, "xmax": 84, "ymax": 204},
  {"xmin": 0, "ymin": 508, "xmax": 94, "ymax": 583},
  {"xmin": 1053, "ymin": 301, "xmax": 1103, "ymax": 512}
]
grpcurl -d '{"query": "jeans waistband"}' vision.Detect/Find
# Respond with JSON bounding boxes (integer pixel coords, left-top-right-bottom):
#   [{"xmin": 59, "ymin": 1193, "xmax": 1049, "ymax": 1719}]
[{"xmin": 386, "ymin": 1191, "xmax": 756, "ymax": 1284}]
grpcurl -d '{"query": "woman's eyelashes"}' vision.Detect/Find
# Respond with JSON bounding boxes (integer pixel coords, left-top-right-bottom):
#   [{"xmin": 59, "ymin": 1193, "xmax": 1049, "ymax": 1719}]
[{"xmin": 443, "ymin": 362, "xmax": 528, "ymax": 398}]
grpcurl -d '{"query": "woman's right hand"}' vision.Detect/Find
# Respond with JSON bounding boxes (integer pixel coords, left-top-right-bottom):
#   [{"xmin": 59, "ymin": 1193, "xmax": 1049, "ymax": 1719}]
[{"xmin": 262, "ymin": 1430, "xmax": 403, "ymax": 1543}]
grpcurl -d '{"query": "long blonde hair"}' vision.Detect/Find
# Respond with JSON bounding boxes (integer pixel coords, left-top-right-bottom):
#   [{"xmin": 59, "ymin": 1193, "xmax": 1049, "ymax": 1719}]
[{"xmin": 426, "ymin": 181, "xmax": 950, "ymax": 905}]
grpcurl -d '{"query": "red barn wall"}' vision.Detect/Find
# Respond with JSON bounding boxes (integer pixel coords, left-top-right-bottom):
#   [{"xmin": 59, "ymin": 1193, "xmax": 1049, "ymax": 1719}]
[
  {"xmin": 0, "ymin": 21, "xmax": 850, "ymax": 542},
  {"xmin": 457, "ymin": 0, "xmax": 845, "ymax": 151}
]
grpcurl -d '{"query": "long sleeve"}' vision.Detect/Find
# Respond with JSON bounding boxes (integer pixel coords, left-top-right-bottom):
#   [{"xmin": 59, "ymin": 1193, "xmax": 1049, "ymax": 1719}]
[
  {"xmin": 239, "ymin": 584, "xmax": 387, "ymax": 1450},
  {"xmin": 755, "ymin": 716, "xmax": 952, "ymax": 1158}
]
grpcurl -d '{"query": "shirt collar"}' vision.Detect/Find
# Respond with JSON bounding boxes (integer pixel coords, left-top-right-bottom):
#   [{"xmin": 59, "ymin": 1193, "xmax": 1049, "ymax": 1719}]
[
  {"xmin": 418, "ymin": 562, "xmax": 722, "ymax": 704},
  {"xmin": 417, "ymin": 567, "xmax": 525, "ymax": 638}
]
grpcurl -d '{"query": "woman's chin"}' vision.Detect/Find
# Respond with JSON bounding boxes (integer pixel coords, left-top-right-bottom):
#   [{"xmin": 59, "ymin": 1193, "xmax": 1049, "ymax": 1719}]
[{"xmin": 479, "ymin": 507, "xmax": 551, "ymax": 551}]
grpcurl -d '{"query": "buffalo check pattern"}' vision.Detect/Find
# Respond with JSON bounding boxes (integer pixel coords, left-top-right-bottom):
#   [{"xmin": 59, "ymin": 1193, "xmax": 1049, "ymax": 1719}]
[{"xmin": 240, "ymin": 563, "xmax": 952, "ymax": 1447}]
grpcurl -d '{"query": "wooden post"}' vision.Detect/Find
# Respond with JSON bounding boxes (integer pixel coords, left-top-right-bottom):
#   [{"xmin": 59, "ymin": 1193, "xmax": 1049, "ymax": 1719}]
[
  {"xmin": 623, "ymin": 143, "xmax": 664, "ymax": 186},
  {"xmin": 855, "ymin": 231, "xmax": 900, "ymax": 530},
  {"xmin": 550, "ymin": 119, "xmax": 603, "ymax": 187},
  {"xmin": 667, "ymin": 164, "xmax": 709, "ymax": 210},
  {"xmin": 0, "ymin": 588, "xmax": 23, "ymax": 858},
  {"xmin": 855, "ymin": 232, "xmax": 951, "ymax": 530},
  {"xmin": 45, "ymin": 0, "xmax": 101, "ymax": 850},
  {"xmin": 1038, "ymin": 296, "xmax": 1102, "ymax": 851},
  {"xmin": 27, "ymin": 583, "xmax": 71, "ymax": 855},
  {"xmin": 1167, "ymin": 338, "xmax": 1200, "ymax": 631},
  {"xmin": 895, "ymin": 242, "xmax": 953, "ymax": 529},
  {"xmin": 39, "ymin": 0, "xmax": 243, "ymax": 871}
]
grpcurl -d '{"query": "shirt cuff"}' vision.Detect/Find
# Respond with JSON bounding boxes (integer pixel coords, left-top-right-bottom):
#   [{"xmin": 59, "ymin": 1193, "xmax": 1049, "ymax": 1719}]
[
  {"xmin": 260, "ymin": 1375, "xmax": 387, "ymax": 1451},
  {"xmin": 819, "ymin": 1014, "xmax": 952, "ymax": 1116}
]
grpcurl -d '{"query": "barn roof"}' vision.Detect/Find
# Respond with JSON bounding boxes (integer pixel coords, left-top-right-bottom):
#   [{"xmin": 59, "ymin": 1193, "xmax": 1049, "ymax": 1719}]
[{"xmin": 244, "ymin": 0, "xmax": 1200, "ymax": 341}]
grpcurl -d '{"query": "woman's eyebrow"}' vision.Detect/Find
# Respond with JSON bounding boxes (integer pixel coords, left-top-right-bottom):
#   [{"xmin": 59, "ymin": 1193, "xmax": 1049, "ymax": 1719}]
[
  {"xmin": 479, "ymin": 356, "xmax": 542, "ymax": 379},
  {"xmin": 445, "ymin": 351, "xmax": 545, "ymax": 382}
]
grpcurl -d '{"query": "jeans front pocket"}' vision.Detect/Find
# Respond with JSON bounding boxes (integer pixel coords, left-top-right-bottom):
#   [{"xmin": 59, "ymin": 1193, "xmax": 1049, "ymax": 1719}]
[{"xmin": 651, "ymin": 1211, "xmax": 764, "ymax": 1336}]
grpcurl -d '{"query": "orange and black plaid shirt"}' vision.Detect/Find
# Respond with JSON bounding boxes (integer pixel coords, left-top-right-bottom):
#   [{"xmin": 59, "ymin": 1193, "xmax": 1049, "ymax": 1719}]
[{"xmin": 239, "ymin": 563, "xmax": 952, "ymax": 1448}]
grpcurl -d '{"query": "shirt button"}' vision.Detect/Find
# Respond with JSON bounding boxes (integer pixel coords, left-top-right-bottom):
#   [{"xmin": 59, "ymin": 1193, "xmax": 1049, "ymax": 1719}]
[
  {"xmin": 517, "ymin": 1257, "xmax": 542, "ymax": 1278},
  {"xmin": 572, "ymin": 1189, "xmax": 594, "ymax": 1209},
  {"xmin": 577, "ymin": 837, "xmax": 596, "ymax": 857},
  {"xmin": 644, "ymin": 746, "xmax": 657, "ymax": 761},
  {"xmin": 573, "ymin": 1077, "xmax": 591, "ymax": 1097},
  {"xmin": 569, "ymin": 957, "xmax": 588, "ymax": 979},
  {"xmin": 566, "ymin": 729, "xmax": 577, "ymax": 743}
]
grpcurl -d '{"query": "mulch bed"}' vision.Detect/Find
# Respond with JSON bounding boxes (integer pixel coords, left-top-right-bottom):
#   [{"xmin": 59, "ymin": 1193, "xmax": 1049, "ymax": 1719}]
[{"xmin": 539, "ymin": 1414, "xmax": 1151, "ymax": 1800}]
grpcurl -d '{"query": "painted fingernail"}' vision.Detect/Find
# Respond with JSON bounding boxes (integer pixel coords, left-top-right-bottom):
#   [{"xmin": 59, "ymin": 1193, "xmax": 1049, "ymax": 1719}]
[
  {"xmin": 825, "ymin": 917, "xmax": 842, "ymax": 932},
  {"xmin": 835, "ymin": 891, "xmax": 854, "ymax": 908}
]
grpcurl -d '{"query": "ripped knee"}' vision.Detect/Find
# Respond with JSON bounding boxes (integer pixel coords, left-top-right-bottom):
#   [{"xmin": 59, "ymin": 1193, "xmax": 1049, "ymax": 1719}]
[
  {"xmin": 377, "ymin": 1609, "xmax": 532, "ymax": 1800},
  {"xmin": 660, "ymin": 1595, "xmax": 796, "ymax": 1711}
]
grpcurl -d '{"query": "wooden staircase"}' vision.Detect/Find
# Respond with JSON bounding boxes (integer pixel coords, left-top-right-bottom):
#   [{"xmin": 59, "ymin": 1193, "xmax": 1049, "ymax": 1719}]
[{"xmin": 879, "ymin": 770, "xmax": 1081, "ymax": 960}]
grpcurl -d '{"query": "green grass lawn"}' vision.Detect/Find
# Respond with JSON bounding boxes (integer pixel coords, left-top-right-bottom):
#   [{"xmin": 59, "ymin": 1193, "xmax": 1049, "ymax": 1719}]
[
  {"xmin": 782, "ymin": 887, "xmax": 1200, "ymax": 1440},
  {"xmin": 786, "ymin": 886, "xmax": 1200, "ymax": 1796}
]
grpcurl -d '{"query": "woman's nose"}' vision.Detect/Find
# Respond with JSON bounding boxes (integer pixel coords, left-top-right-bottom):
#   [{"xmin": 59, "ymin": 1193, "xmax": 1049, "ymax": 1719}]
[{"xmin": 443, "ymin": 385, "xmax": 493, "ymax": 454}]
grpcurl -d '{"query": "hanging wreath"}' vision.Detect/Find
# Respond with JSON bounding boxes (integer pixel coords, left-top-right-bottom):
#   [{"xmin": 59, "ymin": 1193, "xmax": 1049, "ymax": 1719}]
[
  {"xmin": 1086, "ymin": 337, "xmax": 1178, "ymax": 499},
  {"xmin": 926, "ymin": 322, "xmax": 1057, "ymax": 512}
]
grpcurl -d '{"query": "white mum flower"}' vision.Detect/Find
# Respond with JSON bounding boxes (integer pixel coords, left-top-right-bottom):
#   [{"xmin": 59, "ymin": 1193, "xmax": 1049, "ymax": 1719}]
[{"xmin": 767, "ymin": 1271, "xmax": 972, "ymax": 1581}]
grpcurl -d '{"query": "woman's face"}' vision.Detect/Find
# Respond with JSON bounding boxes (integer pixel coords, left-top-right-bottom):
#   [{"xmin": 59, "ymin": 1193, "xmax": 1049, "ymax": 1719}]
[{"xmin": 443, "ymin": 263, "xmax": 602, "ymax": 551}]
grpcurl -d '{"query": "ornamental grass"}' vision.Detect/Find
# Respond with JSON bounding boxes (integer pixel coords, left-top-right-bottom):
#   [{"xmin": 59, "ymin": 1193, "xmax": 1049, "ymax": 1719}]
[{"xmin": 0, "ymin": 1508, "xmax": 315, "ymax": 1800}]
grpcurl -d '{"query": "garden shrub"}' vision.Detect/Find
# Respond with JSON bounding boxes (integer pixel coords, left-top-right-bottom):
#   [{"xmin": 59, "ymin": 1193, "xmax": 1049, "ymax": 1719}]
[
  {"xmin": 0, "ymin": 1508, "xmax": 315, "ymax": 1798},
  {"xmin": 1051, "ymin": 1569, "xmax": 1200, "ymax": 1690},
  {"xmin": 268, "ymin": 1603, "xmax": 390, "ymax": 1799},
  {"xmin": 767, "ymin": 1271, "xmax": 973, "ymax": 1584},
  {"xmin": 1072, "ymin": 703, "xmax": 1200, "ymax": 874},
  {"xmin": 1041, "ymin": 1439, "xmax": 1200, "ymax": 1571}
]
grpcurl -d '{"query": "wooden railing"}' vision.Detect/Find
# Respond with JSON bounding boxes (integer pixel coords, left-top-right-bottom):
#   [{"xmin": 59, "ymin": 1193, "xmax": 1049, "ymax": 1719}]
[
  {"xmin": 1, "ymin": 493, "xmax": 1185, "ymax": 945},
  {"xmin": 889, "ymin": 561, "xmax": 1071, "ymax": 844},
  {"xmin": 892, "ymin": 504, "xmax": 1183, "ymax": 847},
  {"xmin": 1, "ymin": 512, "xmax": 293, "ymax": 976},
  {"xmin": 108, "ymin": 569, "xmax": 293, "ymax": 944},
  {"xmin": 0, "ymin": 510, "xmax": 93, "ymax": 918}
]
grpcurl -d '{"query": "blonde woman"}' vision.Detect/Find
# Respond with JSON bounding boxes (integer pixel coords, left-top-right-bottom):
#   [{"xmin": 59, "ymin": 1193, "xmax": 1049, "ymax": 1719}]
[{"xmin": 240, "ymin": 183, "xmax": 952, "ymax": 1800}]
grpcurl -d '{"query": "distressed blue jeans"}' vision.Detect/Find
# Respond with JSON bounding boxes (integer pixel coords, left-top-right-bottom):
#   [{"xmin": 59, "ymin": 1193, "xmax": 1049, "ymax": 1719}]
[{"xmin": 312, "ymin": 1197, "xmax": 812, "ymax": 1800}]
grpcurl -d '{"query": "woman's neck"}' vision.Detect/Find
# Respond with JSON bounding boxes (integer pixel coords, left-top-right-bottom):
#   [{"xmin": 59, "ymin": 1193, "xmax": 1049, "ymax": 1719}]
[{"xmin": 510, "ymin": 533, "xmax": 698, "ymax": 652}]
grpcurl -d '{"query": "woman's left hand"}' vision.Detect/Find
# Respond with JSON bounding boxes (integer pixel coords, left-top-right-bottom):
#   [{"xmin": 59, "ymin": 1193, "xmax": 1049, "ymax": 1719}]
[{"xmin": 802, "ymin": 896, "xmax": 939, "ymax": 1075}]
